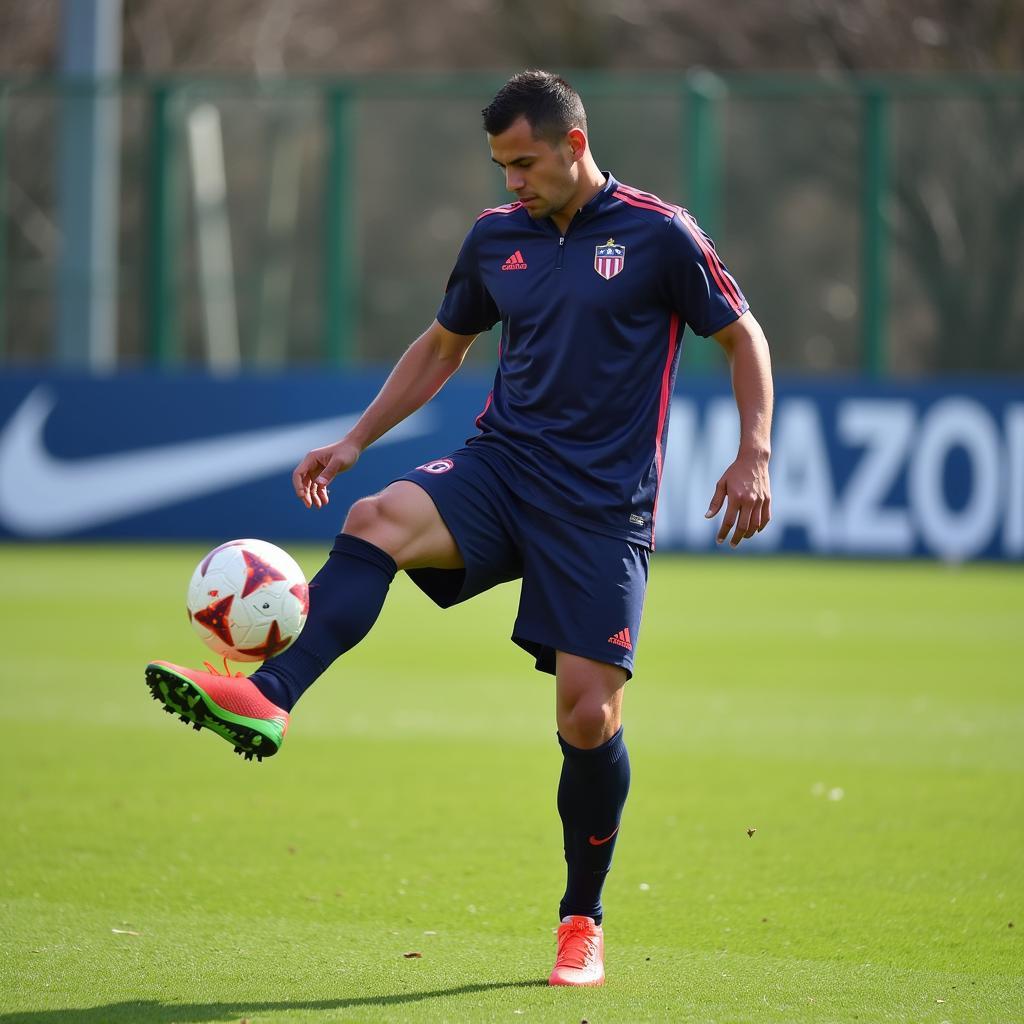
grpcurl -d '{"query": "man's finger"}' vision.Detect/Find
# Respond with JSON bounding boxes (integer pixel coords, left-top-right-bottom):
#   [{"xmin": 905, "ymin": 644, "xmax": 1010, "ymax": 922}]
[
  {"xmin": 706, "ymin": 477, "xmax": 727, "ymax": 518},
  {"xmin": 745, "ymin": 498, "xmax": 764, "ymax": 536},
  {"xmin": 731, "ymin": 501, "xmax": 755, "ymax": 546},
  {"xmin": 292, "ymin": 465, "xmax": 313, "ymax": 507},
  {"xmin": 293, "ymin": 453, "xmax": 326, "ymax": 508},
  {"xmin": 716, "ymin": 498, "xmax": 738, "ymax": 544},
  {"xmin": 757, "ymin": 495, "xmax": 772, "ymax": 532},
  {"xmin": 317, "ymin": 452, "xmax": 350, "ymax": 489}
]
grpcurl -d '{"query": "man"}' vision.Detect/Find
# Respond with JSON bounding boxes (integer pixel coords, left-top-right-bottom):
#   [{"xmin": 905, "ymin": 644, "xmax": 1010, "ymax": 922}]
[{"xmin": 146, "ymin": 70, "xmax": 773, "ymax": 987}]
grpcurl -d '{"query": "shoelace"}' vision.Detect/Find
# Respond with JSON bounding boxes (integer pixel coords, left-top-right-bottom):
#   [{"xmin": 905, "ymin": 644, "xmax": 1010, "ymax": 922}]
[
  {"xmin": 202, "ymin": 656, "xmax": 245, "ymax": 678},
  {"xmin": 556, "ymin": 921, "xmax": 599, "ymax": 970}
]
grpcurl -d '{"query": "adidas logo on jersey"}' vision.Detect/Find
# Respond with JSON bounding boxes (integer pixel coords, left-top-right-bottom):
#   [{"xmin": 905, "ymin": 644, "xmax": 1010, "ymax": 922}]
[
  {"xmin": 501, "ymin": 250, "xmax": 528, "ymax": 271},
  {"xmin": 608, "ymin": 627, "xmax": 633, "ymax": 651}
]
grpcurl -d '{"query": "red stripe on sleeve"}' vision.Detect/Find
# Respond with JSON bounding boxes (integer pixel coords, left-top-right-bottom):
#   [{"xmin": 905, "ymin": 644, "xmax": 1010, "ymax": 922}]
[
  {"xmin": 617, "ymin": 191, "xmax": 743, "ymax": 315},
  {"xmin": 614, "ymin": 183, "xmax": 677, "ymax": 216},
  {"xmin": 476, "ymin": 202, "xmax": 524, "ymax": 221},
  {"xmin": 680, "ymin": 212, "xmax": 744, "ymax": 313},
  {"xmin": 614, "ymin": 191, "xmax": 676, "ymax": 217}
]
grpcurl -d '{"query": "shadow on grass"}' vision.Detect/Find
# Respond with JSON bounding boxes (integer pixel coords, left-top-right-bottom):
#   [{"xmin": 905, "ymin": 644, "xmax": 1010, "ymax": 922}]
[{"xmin": 0, "ymin": 978, "xmax": 551, "ymax": 1023}]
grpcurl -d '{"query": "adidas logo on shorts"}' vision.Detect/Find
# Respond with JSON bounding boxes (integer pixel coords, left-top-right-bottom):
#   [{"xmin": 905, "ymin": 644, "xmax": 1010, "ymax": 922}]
[{"xmin": 608, "ymin": 627, "xmax": 633, "ymax": 651}]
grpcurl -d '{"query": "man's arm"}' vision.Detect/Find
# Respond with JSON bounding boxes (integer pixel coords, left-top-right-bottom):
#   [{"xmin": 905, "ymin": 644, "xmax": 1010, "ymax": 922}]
[
  {"xmin": 706, "ymin": 311, "xmax": 773, "ymax": 547},
  {"xmin": 292, "ymin": 319, "xmax": 478, "ymax": 509}
]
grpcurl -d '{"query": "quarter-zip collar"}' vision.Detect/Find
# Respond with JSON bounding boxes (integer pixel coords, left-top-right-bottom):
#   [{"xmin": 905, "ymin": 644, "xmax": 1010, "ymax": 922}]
[{"xmin": 544, "ymin": 172, "xmax": 619, "ymax": 237}]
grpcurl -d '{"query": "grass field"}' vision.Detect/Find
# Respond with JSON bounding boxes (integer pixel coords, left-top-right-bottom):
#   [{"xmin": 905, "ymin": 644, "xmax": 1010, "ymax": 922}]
[{"xmin": 0, "ymin": 545, "xmax": 1021, "ymax": 1024}]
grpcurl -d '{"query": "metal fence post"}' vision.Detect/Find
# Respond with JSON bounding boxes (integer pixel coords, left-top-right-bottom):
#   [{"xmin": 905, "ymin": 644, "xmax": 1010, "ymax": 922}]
[
  {"xmin": 686, "ymin": 74, "xmax": 722, "ymax": 239},
  {"xmin": 147, "ymin": 82, "xmax": 178, "ymax": 365},
  {"xmin": 861, "ymin": 89, "xmax": 889, "ymax": 378},
  {"xmin": 324, "ymin": 86, "xmax": 356, "ymax": 366},
  {"xmin": 57, "ymin": 0, "xmax": 122, "ymax": 370},
  {"xmin": 682, "ymin": 73, "xmax": 725, "ymax": 374}
]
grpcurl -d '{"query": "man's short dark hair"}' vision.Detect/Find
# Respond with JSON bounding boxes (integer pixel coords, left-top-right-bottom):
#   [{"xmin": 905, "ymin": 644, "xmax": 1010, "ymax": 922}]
[{"xmin": 482, "ymin": 70, "xmax": 588, "ymax": 142}]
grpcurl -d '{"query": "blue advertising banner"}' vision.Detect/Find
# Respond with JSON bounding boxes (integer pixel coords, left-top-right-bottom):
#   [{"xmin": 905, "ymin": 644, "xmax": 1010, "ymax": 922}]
[{"xmin": 0, "ymin": 371, "xmax": 1020, "ymax": 561}]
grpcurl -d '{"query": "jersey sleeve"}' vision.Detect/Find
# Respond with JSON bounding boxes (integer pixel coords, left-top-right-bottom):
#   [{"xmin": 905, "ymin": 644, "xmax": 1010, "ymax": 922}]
[
  {"xmin": 664, "ymin": 211, "xmax": 748, "ymax": 337},
  {"xmin": 436, "ymin": 223, "xmax": 500, "ymax": 336}
]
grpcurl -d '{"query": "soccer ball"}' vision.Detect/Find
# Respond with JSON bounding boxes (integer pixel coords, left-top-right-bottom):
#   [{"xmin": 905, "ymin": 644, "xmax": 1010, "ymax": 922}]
[{"xmin": 186, "ymin": 539, "xmax": 309, "ymax": 662}]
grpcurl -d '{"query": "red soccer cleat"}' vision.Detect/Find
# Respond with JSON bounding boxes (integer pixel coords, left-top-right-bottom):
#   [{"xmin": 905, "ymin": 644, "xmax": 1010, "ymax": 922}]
[
  {"xmin": 145, "ymin": 659, "xmax": 289, "ymax": 762},
  {"xmin": 548, "ymin": 915, "xmax": 605, "ymax": 987}
]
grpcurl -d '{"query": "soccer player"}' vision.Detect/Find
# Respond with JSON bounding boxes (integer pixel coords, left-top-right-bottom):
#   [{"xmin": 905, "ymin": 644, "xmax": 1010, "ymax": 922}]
[{"xmin": 146, "ymin": 70, "xmax": 773, "ymax": 987}]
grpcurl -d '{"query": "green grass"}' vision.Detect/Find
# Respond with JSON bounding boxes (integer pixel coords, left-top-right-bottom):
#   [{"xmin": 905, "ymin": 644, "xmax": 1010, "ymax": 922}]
[{"xmin": 0, "ymin": 545, "xmax": 1021, "ymax": 1023}]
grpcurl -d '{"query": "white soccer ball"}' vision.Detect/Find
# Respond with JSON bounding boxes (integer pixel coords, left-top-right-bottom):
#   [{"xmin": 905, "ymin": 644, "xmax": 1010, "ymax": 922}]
[{"xmin": 186, "ymin": 539, "xmax": 309, "ymax": 662}]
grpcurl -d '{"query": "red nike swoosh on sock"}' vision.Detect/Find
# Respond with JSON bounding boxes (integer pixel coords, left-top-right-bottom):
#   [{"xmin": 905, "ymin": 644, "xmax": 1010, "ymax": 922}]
[{"xmin": 588, "ymin": 826, "xmax": 619, "ymax": 846}]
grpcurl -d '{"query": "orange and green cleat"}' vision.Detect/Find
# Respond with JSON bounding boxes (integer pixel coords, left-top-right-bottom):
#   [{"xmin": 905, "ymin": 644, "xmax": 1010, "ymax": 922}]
[
  {"xmin": 144, "ymin": 660, "xmax": 289, "ymax": 763},
  {"xmin": 548, "ymin": 915, "xmax": 605, "ymax": 987}
]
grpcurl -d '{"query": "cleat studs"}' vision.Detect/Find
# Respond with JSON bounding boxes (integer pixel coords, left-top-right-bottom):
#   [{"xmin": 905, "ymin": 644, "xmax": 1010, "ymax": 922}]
[
  {"xmin": 179, "ymin": 715, "xmax": 189, "ymax": 723},
  {"xmin": 192, "ymin": 723, "xmax": 202, "ymax": 731},
  {"xmin": 163, "ymin": 706, "xmax": 174, "ymax": 714}
]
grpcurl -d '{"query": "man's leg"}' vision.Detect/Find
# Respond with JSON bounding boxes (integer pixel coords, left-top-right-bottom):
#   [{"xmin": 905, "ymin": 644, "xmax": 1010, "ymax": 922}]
[
  {"xmin": 549, "ymin": 652, "xmax": 629, "ymax": 986},
  {"xmin": 146, "ymin": 482, "xmax": 460, "ymax": 758},
  {"xmin": 251, "ymin": 481, "xmax": 462, "ymax": 710}
]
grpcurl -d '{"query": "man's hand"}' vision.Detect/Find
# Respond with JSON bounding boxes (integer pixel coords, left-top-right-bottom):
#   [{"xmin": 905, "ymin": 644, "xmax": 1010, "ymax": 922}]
[
  {"xmin": 705, "ymin": 449, "xmax": 771, "ymax": 547},
  {"xmin": 289, "ymin": 321, "xmax": 479, "ymax": 510},
  {"xmin": 292, "ymin": 437, "xmax": 362, "ymax": 509}
]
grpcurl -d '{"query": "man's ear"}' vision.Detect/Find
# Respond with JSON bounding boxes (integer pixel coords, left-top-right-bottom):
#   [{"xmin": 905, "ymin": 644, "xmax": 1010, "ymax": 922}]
[{"xmin": 566, "ymin": 127, "xmax": 587, "ymax": 162}]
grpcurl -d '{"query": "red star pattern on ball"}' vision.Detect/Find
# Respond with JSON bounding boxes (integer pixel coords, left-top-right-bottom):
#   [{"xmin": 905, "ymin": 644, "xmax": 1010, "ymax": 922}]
[
  {"xmin": 238, "ymin": 620, "xmax": 291, "ymax": 659},
  {"xmin": 241, "ymin": 549, "xmax": 287, "ymax": 597},
  {"xmin": 193, "ymin": 595, "xmax": 235, "ymax": 646},
  {"xmin": 290, "ymin": 582, "xmax": 310, "ymax": 615}
]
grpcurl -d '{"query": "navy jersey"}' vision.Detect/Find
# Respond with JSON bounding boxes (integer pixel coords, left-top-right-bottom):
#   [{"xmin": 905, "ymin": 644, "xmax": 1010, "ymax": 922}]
[{"xmin": 436, "ymin": 173, "xmax": 748, "ymax": 548}]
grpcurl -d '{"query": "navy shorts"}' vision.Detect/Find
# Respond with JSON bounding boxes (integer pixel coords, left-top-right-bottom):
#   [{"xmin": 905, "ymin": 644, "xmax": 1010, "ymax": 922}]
[{"xmin": 397, "ymin": 446, "xmax": 650, "ymax": 677}]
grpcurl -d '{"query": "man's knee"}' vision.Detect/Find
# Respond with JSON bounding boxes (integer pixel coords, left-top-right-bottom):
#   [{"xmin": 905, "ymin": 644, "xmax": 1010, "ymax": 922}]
[
  {"xmin": 341, "ymin": 483, "xmax": 462, "ymax": 570},
  {"xmin": 343, "ymin": 493, "xmax": 387, "ymax": 537},
  {"xmin": 342, "ymin": 491, "xmax": 411, "ymax": 558},
  {"xmin": 556, "ymin": 655, "xmax": 626, "ymax": 749},
  {"xmin": 558, "ymin": 696, "xmax": 618, "ymax": 749}
]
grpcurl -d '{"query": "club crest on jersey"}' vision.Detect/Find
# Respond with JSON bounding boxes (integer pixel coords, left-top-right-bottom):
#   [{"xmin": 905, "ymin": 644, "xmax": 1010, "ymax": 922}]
[{"xmin": 594, "ymin": 238, "xmax": 625, "ymax": 280}]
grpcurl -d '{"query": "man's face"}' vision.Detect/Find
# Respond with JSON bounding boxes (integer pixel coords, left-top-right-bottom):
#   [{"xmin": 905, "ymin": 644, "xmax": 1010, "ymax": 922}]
[{"xmin": 488, "ymin": 115, "xmax": 579, "ymax": 222}]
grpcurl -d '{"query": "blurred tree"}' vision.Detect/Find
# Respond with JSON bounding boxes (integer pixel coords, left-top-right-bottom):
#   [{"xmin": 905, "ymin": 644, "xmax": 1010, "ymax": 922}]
[
  {"xmin": 0, "ymin": 0, "xmax": 1021, "ymax": 371},
  {"xmin": 2, "ymin": 2, "xmax": 1021, "ymax": 80},
  {"xmin": 891, "ymin": 98, "xmax": 1024, "ymax": 372},
  {"xmin": 0, "ymin": 3, "xmax": 59, "ymax": 71}
]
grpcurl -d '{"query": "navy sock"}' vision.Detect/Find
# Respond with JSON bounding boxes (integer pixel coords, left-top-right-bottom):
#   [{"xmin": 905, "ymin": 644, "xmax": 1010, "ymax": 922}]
[
  {"xmin": 250, "ymin": 533, "xmax": 397, "ymax": 711},
  {"xmin": 556, "ymin": 726, "xmax": 630, "ymax": 925}
]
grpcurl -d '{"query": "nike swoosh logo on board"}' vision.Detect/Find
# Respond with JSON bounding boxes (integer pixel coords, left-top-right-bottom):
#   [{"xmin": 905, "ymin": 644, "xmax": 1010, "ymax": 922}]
[
  {"xmin": 0, "ymin": 387, "xmax": 432, "ymax": 536},
  {"xmin": 588, "ymin": 826, "xmax": 619, "ymax": 846}
]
